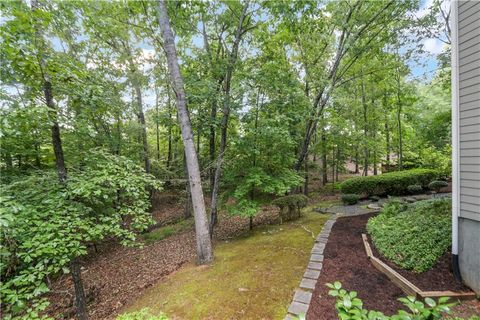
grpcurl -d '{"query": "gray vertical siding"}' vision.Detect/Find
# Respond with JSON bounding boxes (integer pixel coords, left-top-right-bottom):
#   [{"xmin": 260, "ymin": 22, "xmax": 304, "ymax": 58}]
[{"xmin": 458, "ymin": 0, "xmax": 480, "ymax": 222}]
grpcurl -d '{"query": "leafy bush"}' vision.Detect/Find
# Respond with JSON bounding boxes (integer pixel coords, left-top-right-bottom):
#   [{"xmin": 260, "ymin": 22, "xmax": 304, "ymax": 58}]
[
  {"xmin": 407, "ymin": 184, "xmax": 423, "ymax": 194},
  {"xmin": 272, "ymin": 194, "xmax": 308, "ymax": 222},
  {"xmin": 428, "ymin": 180, "xmax": 448, "ymax": 192},
  {"xmin": 224, "ymin": 119, "xmax": 303, "ymax": 220},
  {"xmin": 367, "ymin": 199, "xmax": 451, "ymax": 272},
  {"xmin": 341, "ymin": 194, "xmax": 360, "ymax": 205},
  {"xmin": 0, "ymin": 150, "xmax": 160, "ymax": 319},
  {"xmin": 117, "ymin": 309, "xmax": 168, "ymax": 320},
  {"xmin": 340, "ymin": 169, "xmax": 438, "ymax": 196},
  {"xmin": 327, "ymin": 281, "xmax": 456, "ymax": 320}
]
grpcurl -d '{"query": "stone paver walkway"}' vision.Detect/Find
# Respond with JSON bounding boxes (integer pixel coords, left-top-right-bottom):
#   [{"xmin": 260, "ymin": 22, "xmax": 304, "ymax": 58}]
[{"xmin": 285, "ymin": 215, "xmax": 338, "ymax": 319}]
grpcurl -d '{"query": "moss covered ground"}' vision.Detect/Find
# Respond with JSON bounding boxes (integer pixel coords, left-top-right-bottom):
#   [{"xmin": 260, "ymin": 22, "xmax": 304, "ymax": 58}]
[{"xmin": 121, "ymin": 209, "xmax": 330, "ymax": 319}]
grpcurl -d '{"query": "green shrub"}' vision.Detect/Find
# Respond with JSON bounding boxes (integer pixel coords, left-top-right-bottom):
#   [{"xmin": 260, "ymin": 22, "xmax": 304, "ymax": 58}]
[
  {"xmin": 340, "ymin": 169, "xmax": 438, "ymax": 196},
  {"xmin": 0, "ymin": 151, "xmax": 161, "ymax": 318},
  {"xmin": 341, "ymin": 194, "xmax": 360, "ymax": 205},
  {"xmin": 407, "ymin": 184, "xmax": 423, "ymax": 194},
  {"xmin": 272, "ymin": 194, "xmax": 308, "ymax": 222},
  {"xmin": 327, "ymin": 281, "xmax": 456, "ymax": 320},
  {"xmin": 367, "ymin": 199, "xmax": 451, "ymax": 272},
  {"xmin": 117, "ymin": 309, "xmax": 168, "ymax": 320},
  {"xmin": 428, "ymin": 180, "xmax": 448, "ymax": 192}
]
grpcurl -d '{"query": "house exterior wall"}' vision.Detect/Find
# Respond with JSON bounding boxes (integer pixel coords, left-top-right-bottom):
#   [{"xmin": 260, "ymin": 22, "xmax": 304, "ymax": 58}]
[{"xmin": 454, "ymin": 0, "xmax": 480, "ymax": 294}]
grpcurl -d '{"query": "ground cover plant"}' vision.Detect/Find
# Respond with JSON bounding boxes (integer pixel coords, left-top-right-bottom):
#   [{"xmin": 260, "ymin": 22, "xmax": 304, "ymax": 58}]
[
  {"xmin": 327, "ymin": 281, "xmax": 457, "ymax": 320},
  {"xmin": 142, "ymin": 219, "xmax": 194, "ymax": 245},
  {"xmin": 367, "ymin": 199, "xmax": 451, "ymax": 272},
  {"xmin": 340, "ymin": 169, "xmax": 439, "ymax": 196}
]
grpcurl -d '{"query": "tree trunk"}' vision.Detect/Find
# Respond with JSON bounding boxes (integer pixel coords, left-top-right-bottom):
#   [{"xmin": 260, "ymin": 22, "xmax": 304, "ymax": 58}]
[
  {"xmin": 70, "ymin": 258, "xmax": 88, "ymax": 320},
  {"xmin": 331, "ymin": 147, "xmax": 335, "ymax": 188},
  {"xmin": 304, "ymin": 157, "xmax": 309, "ymax": 196},
  {"xmin": 321, "ymin": 128, "xmax": 328, "ymax": 186},
  {"xmin": 155, "ymin": 86, "xmax": 161, "ymax": 161},
  {"xmin": 354, "ymin": 147, "xmax": 359, "ymax": 174},
  {"xmin": 361, "ymin": 78, "xmax": 368, "ymax": 177},
  {"xmin": 335, "ymin": 147, "xmax": 340, "ymax": 182},
  {"xmin": 396, "ymin": 69, "xmax": 403, "ymax": 170},
  {"xmin": 167, "ymin": 87, "xmax": 173, "ymax": 169},
  {"xmin": 34, "ymin": 140, "xmax": 41, "ymax": 168},
  {"xmin": 209, "ymin": 101, "xmax": 217, "ymax": 190},
  {"xmin": 115, "ymin": 112, "xmax": 121, "ymax": 156},
  {"xmin": 196, "ymin": 127, "xmax": 201, "ymax": 161},
  {"xmin": 157, "ymin": 0, "xmax": 213, "ymax": 264},
  {"xmin": 209, "ymin": 2, "xmax": 249, "ymax": 235},
  {"xmin": 32, "ymin": 2, "xmax": 87, "ymax": 318},
  {"xmin": 48, "ymin": 88, "xmax": 67, "ymax": 183},
  {"xmin": 183, "ymin": 152, "xmax": 192, "ymax": 219},
  {"xmin": 385, "ymin": 115, "xmax": 390, "ymax": 172},
  {"xmin": 132, "ymin": 73, "xmax": 151, "ymax": 174},
  {"xmin": 5, "ymin": 151, "xmax": 13, "ymax": 170}
]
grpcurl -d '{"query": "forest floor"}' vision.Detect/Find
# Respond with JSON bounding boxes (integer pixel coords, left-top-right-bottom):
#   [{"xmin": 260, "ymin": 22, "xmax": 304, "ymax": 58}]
[{"xmin": 46, "ymin": 180, "xmax": 340, "ymax": 320}]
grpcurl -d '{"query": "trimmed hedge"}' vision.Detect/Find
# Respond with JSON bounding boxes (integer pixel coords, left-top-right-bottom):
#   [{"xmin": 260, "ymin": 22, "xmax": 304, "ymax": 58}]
[
  {"xmin": 340, "ymin": 169, "xmax": 438, "ymax": 196},
  {"xmin": 341, "ymin": 194, "xmax": 360, "ymax": 205},
  {"xmin": 407, "ymin": 184, "xmax": 423, "ymax": 194},
  {"xmin": 428, "ymin": 180, "xmax": 448, "ymax": 192},
  {"xmin": 272, "ymin": 194, "xmax": 308, "ymax": 222}
]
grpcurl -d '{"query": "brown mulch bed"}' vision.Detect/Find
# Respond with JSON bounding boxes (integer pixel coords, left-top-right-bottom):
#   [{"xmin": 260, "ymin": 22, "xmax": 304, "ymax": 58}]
[
  {"xmin": 307, "ymin": 213, "xmax": 474, "ymax": 320},
  {"xmin": 307, "ymin": 213, "xmax": 404, "ymax": 320},
  {"xmin": 46, "ymin": 196, "xmax": 281, "ymax": 320}
]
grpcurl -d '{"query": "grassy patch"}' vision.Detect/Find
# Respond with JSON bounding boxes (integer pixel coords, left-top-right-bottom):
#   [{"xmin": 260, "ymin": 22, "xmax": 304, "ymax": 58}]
[
  {"xmin": 142, "ymin": 218, "xmax": 194, "ymax": 245},
  {"xmin": 367, "ymin": 198, "xmax": 451, "ymax": 272},
  {"xmin": 122, "ymin": 210, "xmax": 330, "ymax": 319}
]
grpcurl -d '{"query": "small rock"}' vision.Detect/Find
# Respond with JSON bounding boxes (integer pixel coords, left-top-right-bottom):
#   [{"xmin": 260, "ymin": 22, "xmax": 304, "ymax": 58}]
[{"xmin": 238, "ymin": 287, "xmax": 249, "ymax": 292}]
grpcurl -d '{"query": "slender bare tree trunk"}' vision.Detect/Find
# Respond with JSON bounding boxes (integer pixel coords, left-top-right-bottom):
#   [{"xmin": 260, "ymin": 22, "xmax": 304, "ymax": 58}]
[
  {"xmin": 157, "ymin": 0, "xmax": 213, "ymax": 264},
  {"xmin": 361, "ymin": 78, "xmax": 369, "ymax": 177},
  {"xmin": 321, "ymin": 126, "xmax": 328, "ymax": 186},
  {"xmin": 166, "ymin": 87, "xmax": 173, "ymax": 169},
  {"xmin": 209, "ymin": 2, "xmax": 249, "ymax": 235},
  {"xmin": 32, "ymin": 1, "xmax": 88, "ymax": 318},
  {"xmin": 396, "ymin": 68, "xmax": 403, "ymax": 170},
  {"xmin": 354, "ymin": 147, "xmax": 359, "ymax": 174},
  {"xmin": 155, "ymin": 87, "xmax": 161, "ymax": 161},
  {"xmin": 131, "ymin": 65, "xmax": 151, "ymax": 174},
  {"xmin": 335, "ymin": 147, "xmax": 340, "ymax": 182},
  {"xmin": 304, "ymin": 158, "xmax": 309, "ymax": 196},
  {"xmin": 70, "ymin": 258, "xmax": 88, "ymax": 320}
]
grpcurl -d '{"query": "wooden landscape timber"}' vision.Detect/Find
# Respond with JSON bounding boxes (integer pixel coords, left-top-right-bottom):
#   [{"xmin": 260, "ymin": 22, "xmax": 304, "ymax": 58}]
[{"xmin": 361, "ymin": 234, "xmax": 476, "ymax": 300}]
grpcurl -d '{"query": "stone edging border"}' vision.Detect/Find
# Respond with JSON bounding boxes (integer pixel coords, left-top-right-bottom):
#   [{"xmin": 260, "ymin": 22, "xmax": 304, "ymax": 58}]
[
  {"xmin": 285, "ymin": 210, "xmax": 381, "ymax": 320},
  {"xmin": 284, "ymin": 214, "xmax": 338, "ymax": 320}
]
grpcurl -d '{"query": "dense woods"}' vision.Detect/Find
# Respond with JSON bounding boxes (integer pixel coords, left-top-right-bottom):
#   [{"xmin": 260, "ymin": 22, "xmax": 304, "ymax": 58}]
[{"xmin": 0, "ymin": 0, "xmax": 452, "ymax": 319}]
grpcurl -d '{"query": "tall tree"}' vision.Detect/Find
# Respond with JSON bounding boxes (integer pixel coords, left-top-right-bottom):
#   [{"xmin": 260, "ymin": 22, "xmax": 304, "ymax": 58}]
[
  {"xmin": 209, "ymin": 1, "xmax": 250, "ymax": 235},
  {"xmin": 156, "ymin": 0, "xmax": 213, "ymax": 264}
]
